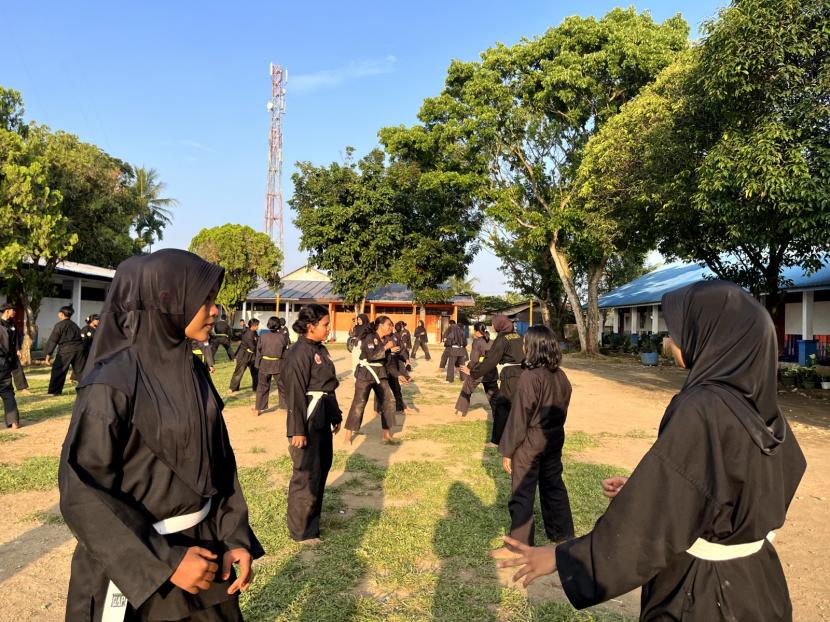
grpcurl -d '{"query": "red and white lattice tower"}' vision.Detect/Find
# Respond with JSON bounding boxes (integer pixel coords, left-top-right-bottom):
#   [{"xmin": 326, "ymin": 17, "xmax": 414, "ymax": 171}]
[{"xmin": 264, "ymin": 63, "xmax": 286, "ymax": 251}]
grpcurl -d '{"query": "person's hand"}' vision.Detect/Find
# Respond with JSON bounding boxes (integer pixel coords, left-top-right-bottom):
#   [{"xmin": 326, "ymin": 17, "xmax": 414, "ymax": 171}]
[
  {"xmin": 384, "ymin": 341, "xmax": 394, "ymax": 351},
  {"xmin": 222, "ymin": 548, "xmax": 254, "ymax": 595},
  {"xmin": 459, "ymin": 365, "xmax": 470, "ymax": 375},
  {"xmin": 45, "ymin": 356, "xmax": 52, "ymax": 365},
  {"xmin": 601, "ymin": 476, "xmax": 629, "ymax": 499},
  {"xmin": 391, "ymin": 346, "xmax": 401, "ymax": 353},
  {"xmin": 492, "ymin": 536, "xmax": 557, "ymax": 587},
  {"xmin": 502, "ymin": 456, "xmax": 512, "ymax": 475},
  {"xmin": 291, "ymin": 435, "xmax": 307, "ymax": 448},
  {"xmin": 332, "ymin": 423, "xmax": 341, "ymax": 435},
  {"xmin": 170, "ymin": 546, "xmax": 219, "ymax": 594},
  {"xmin": 16, "ymin": 350, "xmax": 22, "ymax": 359},
  {"xmin": 399, "ymin": 375, "xmax": 412, "ymax": 384},
  {"xmin": 209, "ymin": 366, "xmax": 216, "ymax": 374}
]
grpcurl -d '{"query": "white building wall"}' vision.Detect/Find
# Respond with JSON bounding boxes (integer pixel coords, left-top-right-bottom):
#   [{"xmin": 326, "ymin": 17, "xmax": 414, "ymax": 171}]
[
  {"xmin": 813, "ymin": 301, "xmax": 830, "ymax": 334},
  {"xmin": 785, "ymin": 302, "xmax": 803, "ymax": 335},
  {"xmin": 782, "ymin": 298, "xmax": 830, "ymax": 336}
]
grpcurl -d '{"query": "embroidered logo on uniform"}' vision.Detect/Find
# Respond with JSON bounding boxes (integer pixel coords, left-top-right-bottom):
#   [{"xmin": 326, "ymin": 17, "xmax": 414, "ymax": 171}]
[
  {"xmin": 111, "ymin": 593, "xmax": 127, "ymax": 608},
  {"xmin": 374, "ymin": 338, "xmax": 379, "ymax": 345},
  {"xmin": 314, "ymin": 353, "xmax": 322, "ymax": 364},
  {"xmin": 368, "ymin": 343, "xmax": 375, "ymax": 349}
]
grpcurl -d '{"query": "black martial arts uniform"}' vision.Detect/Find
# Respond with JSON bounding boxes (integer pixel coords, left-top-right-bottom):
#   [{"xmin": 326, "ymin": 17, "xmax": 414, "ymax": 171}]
[
  {"xmin": 411, "ymin": 323, "xmax": 430, "ymax": 360},
  {"xmin": 280, "ymin": 335, "xmax": 342, "ymax": 541},
  {"xmin": 44, "ymin": 317, "xmax": 86, "ymax": 395},
  {"xmin": 373, "ymin": 332, "xmax": 409, "ymax": 414},
  {"xmin": 345, "ymin": 330, "xmax": 397, "ymax": 433},
  {"xmin": 0, "ymin": 320, "xmax": 20, "ymax": 427},
  {"xmin": 229, "ymin": 328, "xmax": 258, "ymax": 392},
  {"xmin": 398, "ymin": 326, "xmax": 412, "ymax": 359},
  {"xmin": 191, "ymin": 339, "xmax": 215, "ymax": 368},
  {"xmin": 454, "ymin": 335, "xmax": 498, "ymax": 415},
  {"xmin": 500, "ymin": 366, "xmax": 574, "ymax": 545},
  {"xmin": 59, "ymin": 250, "xmax": 263, "ymax": 622},
  {"xmin": 278, "ymin": 324, "xmax": 292, "ymax": 346},
  {"xmin": 555, "ymin": 281, "xmax": 807, "ymax": 621},
  {"xmin": 0, "ymin": 317, "xmax": 28, "ymax": 392},
  {"xmin": 471, "ymin": 318, "xmax": 524, "ymax": 444},
  {"xmin": 443, "ymin": 324, "xmax": 468, "ymax": 382},
  {"xmin": 255, "ymin": 329, "xmax": 288, "ymax": 412},
  {"xmin": 210, "ymin": 319, "xmax": 234, "ymax": 361}
]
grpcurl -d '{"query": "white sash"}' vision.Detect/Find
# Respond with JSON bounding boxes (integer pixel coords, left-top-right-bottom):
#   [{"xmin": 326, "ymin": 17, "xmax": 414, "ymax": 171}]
[
  {"xmin": 497, "ymin": 362, "xmax": 522, "ymax": 375},
  {"xmin": 101, "ymin": 499, "xmax": 212, "ymax": 622},
  {"xmin": 686, "ymin": 531, "xmax": 774, "ymax": 561},
  {"xmin": 306, "ymin": 391, "xmax": 326, "ymax": 420},
  {"xmin": 355, "ymin": 359, "xmax": 382, "ymax": 384}
]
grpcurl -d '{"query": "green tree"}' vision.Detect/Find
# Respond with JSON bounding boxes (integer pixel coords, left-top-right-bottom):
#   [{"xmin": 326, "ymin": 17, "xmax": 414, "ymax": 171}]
[
  {"xmin": 189, "ymin": 224, "xmax": 282, "ymax": 316},
  {"xmin": 132, "ymin": 166, "xmax": 178, "ymax": 251},
  {"xmin": 393, "ymin": 9, "xmax": 688, "ymax": 353},
  {"xmin": 583, "ymin": 0, "xmax": 830, "ymax": 330}
]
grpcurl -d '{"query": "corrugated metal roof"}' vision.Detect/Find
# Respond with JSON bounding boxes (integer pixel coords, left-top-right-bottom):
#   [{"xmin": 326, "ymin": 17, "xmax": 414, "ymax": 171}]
[
  {"xmin": 247, "ymin": 280, "xmax": 474, "ymax": 306},
  {"xmin": 599, "ymin": 260, "xmax": 830, "ymax": 309}
]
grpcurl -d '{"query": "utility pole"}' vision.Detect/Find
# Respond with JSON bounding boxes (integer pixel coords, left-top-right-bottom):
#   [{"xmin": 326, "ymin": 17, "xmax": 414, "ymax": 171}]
[{"xmin": 264, "ymin": 63, "xmax": 286, "ymax": 314}]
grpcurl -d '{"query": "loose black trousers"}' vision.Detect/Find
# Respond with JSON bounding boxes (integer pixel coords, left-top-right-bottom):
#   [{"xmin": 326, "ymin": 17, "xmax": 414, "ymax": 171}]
[
  {"xmin": 509, "ymin": 441, "xmax": 574, "ymax": 546},
  {"xmin": 445, "ymin": 347, "xmax": 467, "ymax": 382},
  {"xmin": 255, "ymin": 360, "xmax": 281, "ymax": 411},
  {"xmin": 287, "ymin": 426, "xmax": 333, "ymax": 541},
  {"xmin": 211, "ymin": 336, "xmax": 234, "ymax": 362},
  {"xmin": 346, "ymin": 372, "xmax": 395, "ymax": 431},
  {"xmin": 229, "ymin": 352, "xmax": 258, "ymax": 391},
  {"xmin": 48, "ymin": 347, "xmax": 86, "ymax": 395},
  {"xmin": 12, "ymin": 364, "xmax": 28, "ymax": 391},
  {"xmin": 454, "ymin": 376, "xmax": 498, "ymax": 415},
  {"xmin": 1, "ymin": 369, "xmax": 19, "ymax": 427},
  {"xmin": 411, "ymin": 340, "xmax": 430, "ymax": 360},
  {"xmin": 374, "ymin": 373, "xmax": 405, "ymax": 413}
]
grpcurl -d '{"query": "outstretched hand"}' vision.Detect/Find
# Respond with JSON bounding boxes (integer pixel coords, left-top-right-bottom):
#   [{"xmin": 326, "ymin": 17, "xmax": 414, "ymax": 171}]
[
  {"xmin": 222, "ymin": 547, "xmax": 254, "ymax": 595},
  {"xmin": 601, "ymin": 476, "xmax": 629, "ymax": 499},
  {"xmin": 491, "ymin": 536, "xmax": 557, "ymax": 587}
]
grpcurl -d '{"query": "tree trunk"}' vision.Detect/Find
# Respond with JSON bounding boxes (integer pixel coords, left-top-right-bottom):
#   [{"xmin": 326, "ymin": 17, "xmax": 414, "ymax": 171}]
[
  {"xmin": 17, "ymin": 292, "xmax": 37, "ymax": 365},
  {"xmin": 547, "ymin": 239, "xmax": 588, "ymax": 352},
  {"xmin": 584, "ymin": 257, "xmax": 608, "ymax": 356},
  {"xmin": 540, "ymin": 302, "xmax": 553, "ymax": 330},
  {"xmin": 355, "ymin": 295, "xmax": 367, "ymax": 318}
]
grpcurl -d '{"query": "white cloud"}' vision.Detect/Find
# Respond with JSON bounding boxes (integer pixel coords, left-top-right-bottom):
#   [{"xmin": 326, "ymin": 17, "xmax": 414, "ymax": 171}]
[
  {"xmin": 290, "ymin": 56, "xmax": 397, "ymax": 93},
  {"xmin": 179, "ymin": 139, "xmax": 215, "ymax": 153}
]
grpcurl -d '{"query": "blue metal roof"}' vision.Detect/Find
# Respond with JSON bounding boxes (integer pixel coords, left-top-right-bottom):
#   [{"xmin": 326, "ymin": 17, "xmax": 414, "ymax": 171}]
[
  {"xmin": 599, "ymin": 260, "xmax": 830, "ymax": 309},
  {"xmin": 247, "ymin": 280, "xmax": 474, "ymax": 306}
]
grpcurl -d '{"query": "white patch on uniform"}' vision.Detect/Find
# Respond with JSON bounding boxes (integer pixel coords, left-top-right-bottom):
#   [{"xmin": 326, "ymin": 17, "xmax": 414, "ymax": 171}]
[{"xmin": 314, "ymin": 353, "xmax": 322, "ymax": 364}]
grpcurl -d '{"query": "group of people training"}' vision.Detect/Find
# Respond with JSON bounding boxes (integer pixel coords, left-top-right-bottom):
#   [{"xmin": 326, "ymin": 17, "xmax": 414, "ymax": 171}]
[{"xmin": 47, "ymin": 248, "xmax": 806, "ymax": 621}]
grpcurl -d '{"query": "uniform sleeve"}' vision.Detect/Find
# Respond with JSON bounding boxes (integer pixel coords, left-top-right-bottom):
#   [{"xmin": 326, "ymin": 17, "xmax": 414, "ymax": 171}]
[
  {"xmin": 203, "ymin": 341, "xmax": 215, "ymax": 368},
  {"xmin": 499, "ymin": 372, "xmax": 536, "ymax": 457},
  {"xmin": 58, "ymin": 384, "xmax": 187, "ymax": 608},
  {"xmin": 255, "ymin": 335, "xmax": 263, "ymax": 368},
  {"xmin": 363, "ymin": 336, "xmax": 387, "ymax": 363},
  {"xmin": 472, "ymin": 335, "xmax": 506, "ymax": 379},
  {"xmin": 44, "ymin": 323, "xmax": 62, "ymax": 356},
  {"xmin": 281, "ymin": 351, "xmax": 311, "ymax": 437},
  {"xmin": 555, "ymin": 410, "xmax": 720, "ymax": 610}
]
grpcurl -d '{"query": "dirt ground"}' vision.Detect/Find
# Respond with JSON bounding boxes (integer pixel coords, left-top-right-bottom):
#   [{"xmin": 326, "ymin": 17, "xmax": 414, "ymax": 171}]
[{"xmin": 1, "ymin": 350, "xmax": 828, "ymax": 621}]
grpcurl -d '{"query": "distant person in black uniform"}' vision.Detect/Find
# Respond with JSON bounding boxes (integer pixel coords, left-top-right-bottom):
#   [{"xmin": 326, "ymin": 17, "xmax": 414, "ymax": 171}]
[
  {"xmin": 229, "ymin": 319, "xmax": 259, "ymax": 394},
  {"xmin": 254, "ymin": 316, "xmax": 289, "ymax": 415},
  {"xmin": 443, "ymin": 320, "xmax": 468, "ymax": 383},
  {"xmin": 396, "ymin": 321, "xmax": 412, "ymax": 361},
  {"xmin": 0, "ymin": 305, "xmax": 20, "ymax": 429},
  {"xmin": 71, "ymin": 314, "xmax": 100, "ymax": 383},
  {"xmin": 279, "ymin": 304, "xmax": 342, "ymax": 544},
  {"xmin": 278, "ymin": 317, "xmax": 292, "ymax": 345},
  {"xmin": 374, "ymin": 325, "xmax": 412, "ymax": 416},
  {"xmin": 411, "ymin": 319, "xmax": 430, "ymax": 361},
  {"xmin": 44, "ymin": 305, "xmax": 86, "ymax": 395},
  {"xmin": 0, "ymin": 304, "xmax": 30, "ymax": 396},
  {"xmin": 190, "ymin": 338, "xmax": 215, "ymax": 373},
  {"xmin": 455, "ymin": 322, "xmax": 498, "ymax": 417},
  {"xmin": 210, "ymin": 314, "xmax": 234, "ymax": 361},
  {"xmin": 233, "ymin": 319, "xmax": 247, "ymax": 356}
]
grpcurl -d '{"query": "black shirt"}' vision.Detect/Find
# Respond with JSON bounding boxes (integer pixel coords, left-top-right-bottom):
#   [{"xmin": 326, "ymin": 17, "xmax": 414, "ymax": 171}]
[
  {"xmin": 280, "ymin": 335, "xmax": 341, "ymax": 437},
  {"xmin": 45, "ymin": 318, "xmax": 84, "ymax": 356}
]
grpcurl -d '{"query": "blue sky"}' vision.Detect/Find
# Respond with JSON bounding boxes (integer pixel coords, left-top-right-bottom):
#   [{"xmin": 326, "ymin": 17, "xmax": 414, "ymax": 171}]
[{"xmin": 2, "ymin": 1, "xmax": 724, "ymax": 294}]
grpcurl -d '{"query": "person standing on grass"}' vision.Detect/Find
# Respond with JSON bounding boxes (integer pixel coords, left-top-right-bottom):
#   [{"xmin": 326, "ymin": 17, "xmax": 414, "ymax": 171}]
[
  {"xmin": 59, "ymin": 249, "xmax": 263, "ymax": 622},
  {"xmin": 373, "ymin": 325, "xmax": 412, "ymax": 417},
  {"xmin": 495, "ymin": 281, "xmax": 807, "ymax": 621},
  {"xmin": 210, "ymin": 314, "xmax": 234, "ymax": 361},
  {"xmin": 460, "ymin": 314, "xmax": 524, "ymax": 447},
  {"xmin": 228, "ymin": 318, "xmax": 259, "ymax": 395},
  {"xmin": 279, "ymin": 304, "xmax": 342, "ymax": 545},
  {"xmin": 443, "ymin": 320, "xmax": 468, "ymax": 383},
  {"xmin": 278, "ymin": 317, "xmax": 292, "ymax": 345},
  {"xmin": 0, "ymin": 304, "xmax": 30, "ymax": 396},
  {"xmin": 71, "ymin": 314, "xmax": 100, "ymax": 383},
  {"xmin": 344, "ymin": 315, "xmax": 399, "ymax": 444},
  {"xmin": 499, "ymin": 325, "xmax": 574, "ymax": 546},
  {"xmin": 254, "ymin": 316, "xmax": 289, "ymax": 415},
  {"xmin": 44, "ymin": 305, "xmax": 86, "ymax": 395},
  {"xmin": 191, "ymin": 337, "xmax": 216, "ymax": 373},
  {"xmin": 411, "ymin": 319, "xmax": 430, "ymax": 361},
  {"xmin": 0, "ymin": 307, "xmax": 20, "ymax": 429},
  {"xmin": 454, "ymin": 322, "xmax": 498, "ymax": 417},
  {"xmin": 396, "ymin": 321, "xmax": 412, "ymax": 361}
]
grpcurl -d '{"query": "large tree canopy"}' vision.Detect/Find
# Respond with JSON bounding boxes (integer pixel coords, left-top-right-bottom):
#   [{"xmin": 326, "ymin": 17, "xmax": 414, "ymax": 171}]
[{"xmin": 189, "ymin": 224, "xmax": 282, "ymax": 314}]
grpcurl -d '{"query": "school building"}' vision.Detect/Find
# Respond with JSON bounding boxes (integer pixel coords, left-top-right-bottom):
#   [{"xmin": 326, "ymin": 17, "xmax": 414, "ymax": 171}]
[
  {"xmin": 239, "ymin": 266, "xmax": 475, "ymax": 343},
  {"xmin": 598, "ymin": 261, "xmax": 830, "ymax": 364},
  {"xmin": 0, "ymin": 260, "xmax": 115, "ymax": 350}
]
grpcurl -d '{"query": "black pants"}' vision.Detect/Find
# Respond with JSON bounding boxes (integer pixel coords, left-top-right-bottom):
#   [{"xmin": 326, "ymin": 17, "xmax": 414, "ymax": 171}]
[
  {"xmin": 411, "ymin": 340, "xmax": 430, "ymax": 360},
  {"xmin": 509, "ymin": 442, "xmax": 574, "ymax": 545},
  {"xmin": 346, "ymin": 371, "xmax": 395, "ymax": 431},
  {"xmin": 1, "ymin": 369, "xmax": 19, "ymax": 427},
  {"xmin": 375, "ymin": 374, "xmax": 405, "ymax": 413},
  {"xmin": 454, "ymin": 375, "xmax": 498, "ymax": 414},
  {"xmin": 439, "ymin": 347, "xmax": 449, "ymax": 369},
  {"xmin": 48, "ymin": 348, "xmax": 86, "ymax": 395},
  {"xmin": 255, "ymin": 361, "xmax": 281, "ymax": 411},
  {"xmin": 490, "ymin": 394, "xmax": 512, "ymax": 445},
  {"xmin": 287, "ymin": 427, "xmax": 333, "ymax": 540},
  {"xmin": 445, "ymin": 348, "xmax": 467, "ymax": 382},
  {"xmin": 211, "ymin": 337, "xmax": 234, "ymax": 362},
  {"xmin": 229, "ymin": 353, "xmax": 258, "ymax": 391},
  {"xmin": 12, "ymin": 364, "xmax": 28, "ymax": 391}
]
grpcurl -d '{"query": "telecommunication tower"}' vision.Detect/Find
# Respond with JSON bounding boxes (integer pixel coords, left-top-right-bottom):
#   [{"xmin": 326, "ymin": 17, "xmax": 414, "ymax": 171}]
[{"xmin": 264, "ymin": 63, "xmax": 286, "ymax": 252}]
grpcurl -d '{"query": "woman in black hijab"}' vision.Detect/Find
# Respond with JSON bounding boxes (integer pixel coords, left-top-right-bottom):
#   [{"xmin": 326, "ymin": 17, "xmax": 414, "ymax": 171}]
[
  {"xmin": 59, "ymin": 249, "xmax": 263, "ymax": 622},
  {"xmin": 495, "ymin": 281, "xmax": 806, "ymax": 621}
]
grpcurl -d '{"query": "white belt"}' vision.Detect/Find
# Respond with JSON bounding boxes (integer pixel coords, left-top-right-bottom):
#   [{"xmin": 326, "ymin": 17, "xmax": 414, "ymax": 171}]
[
  {"xmin": 306, "ymin": 391, "xmax": 326, "ymax": 420},
  {"xmin": 451, "ymin": 345, "xmax": 465, "ymax": 348},
  {"xmin": 102, "ymin": 499, "xmax": 213, "ymax": 622},
  {"xmin": 498, "ymin": 362, "xmax": 522, "ymax": 374},
  {"xmin": 686, "ymin": 531, "xmax": 774, "ymax": 561},
  {"xmin": 356, "ymin": 360, "xmax": 382, "ymax": 384}
]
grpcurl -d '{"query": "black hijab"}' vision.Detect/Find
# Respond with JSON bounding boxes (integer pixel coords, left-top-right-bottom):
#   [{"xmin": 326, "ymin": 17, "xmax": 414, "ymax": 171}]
[
  {"xmin": 354, "ymin": 313, "xmax": 371, "ymax": 339},
  {"xmin": 492, "ymin": 314, "xmax": 514, "ymax": 334},
  {"xmin": 79, "ymin": 249, "xmax": 225, "ymax": 496},
  {"xmin": 661, "ymin": 280, "xmax": 786, "ymax": 454}
]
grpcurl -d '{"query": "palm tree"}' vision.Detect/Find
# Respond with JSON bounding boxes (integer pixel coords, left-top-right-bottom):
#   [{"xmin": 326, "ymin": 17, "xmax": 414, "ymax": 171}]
[
  {"xmin": 448, "ymin": 275, "xmax": 479, "ymax": 296},
  {"xmin": 132, "ymin": 166, "xmax": 178, "ymax": 252}
]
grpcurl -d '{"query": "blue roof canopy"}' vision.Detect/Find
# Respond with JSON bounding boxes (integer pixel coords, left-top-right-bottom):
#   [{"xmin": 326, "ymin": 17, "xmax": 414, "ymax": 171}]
[{"xmin": 247, "ymin": 280, "xmax": 474, "ymax": 306}]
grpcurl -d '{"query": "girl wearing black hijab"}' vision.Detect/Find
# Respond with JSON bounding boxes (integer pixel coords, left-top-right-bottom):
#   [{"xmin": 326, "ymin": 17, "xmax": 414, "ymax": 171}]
[
  {"xmin": 59, "ymin": 249, "xmax": 263, "ymax": 622},
  {"xmin": 454, "ymin": 322, "xmax": 498, "ymax": 416},
  {"xmin": 411, "ymin": 319, "xmax": 430, "ymax": 361},
  {"xmin": 495, "ymin": 281, "xmax": 806, "ymax": 621}
]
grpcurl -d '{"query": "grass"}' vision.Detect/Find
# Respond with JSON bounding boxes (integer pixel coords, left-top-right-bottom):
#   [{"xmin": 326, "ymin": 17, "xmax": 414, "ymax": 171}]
[
  {"xmin": 0, "ymin": 431, "xmax": 25, "ymax": 443},
  {"xmin": 0, "ymin": 456, "xmax": 60, "ymax": 494},
  {"xmin": 24, "ymin": 509, "xmax": 65, "ymax": 525}
]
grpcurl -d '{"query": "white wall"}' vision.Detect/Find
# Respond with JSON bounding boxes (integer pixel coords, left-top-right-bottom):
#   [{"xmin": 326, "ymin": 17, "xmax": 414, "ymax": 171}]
[
  {"xmin": 36, "ymin": 296, "xmax": 105, "ymax": 348},
  {"xmin": 786, "ymin": 299, "xmax": 830, "ymax": 336},
  {"xmin": 785, "ymin": 302, "xmax": 802, "ymax": 335}
]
